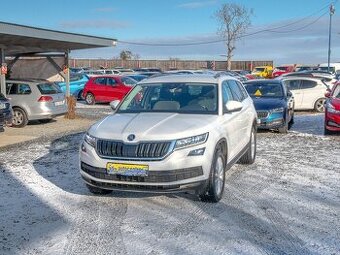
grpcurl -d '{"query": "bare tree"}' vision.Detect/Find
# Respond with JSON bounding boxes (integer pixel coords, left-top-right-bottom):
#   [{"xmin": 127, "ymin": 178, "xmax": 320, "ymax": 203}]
[
  {"xmin": 215, "ymin": 3, "xmax": 252, "ymax": 70},
  {"xmin": 119, "ymin": 50, "xmax": 132, "ymax": 60}
]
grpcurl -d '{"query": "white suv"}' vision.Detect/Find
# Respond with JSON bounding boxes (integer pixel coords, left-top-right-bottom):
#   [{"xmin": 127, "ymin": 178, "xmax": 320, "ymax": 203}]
[{"xmin": 80, "ymin": 74, "xmax": 257, "ymax": 202}]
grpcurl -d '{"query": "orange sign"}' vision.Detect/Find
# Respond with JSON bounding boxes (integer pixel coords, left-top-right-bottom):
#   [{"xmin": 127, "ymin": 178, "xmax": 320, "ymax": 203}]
[
  {"xmin": 63, "ymin": 65, "xmax": 68, "ymax": 74},
  {"xmin": 1, "ymin": 65, "xmax": 7, "ymax": 75}
]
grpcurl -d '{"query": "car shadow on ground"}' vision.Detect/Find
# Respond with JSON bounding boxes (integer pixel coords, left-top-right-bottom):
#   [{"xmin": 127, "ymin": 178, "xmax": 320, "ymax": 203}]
[
  {"xmin": 0, "ymin": 162, "xmax": 67, "ymax": 253},
  {"xmin": 32, "ymin": 133, "xmax": 164, "ymax": 199}
]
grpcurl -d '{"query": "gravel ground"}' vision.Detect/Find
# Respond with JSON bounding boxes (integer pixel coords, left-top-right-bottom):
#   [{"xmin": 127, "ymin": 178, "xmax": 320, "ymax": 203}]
[{"xmin": 0, "ymin": 108, "xmax": 339, "ymax": 255}]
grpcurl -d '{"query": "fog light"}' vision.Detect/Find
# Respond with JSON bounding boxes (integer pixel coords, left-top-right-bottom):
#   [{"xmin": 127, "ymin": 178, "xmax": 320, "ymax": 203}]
[
  {"xmin": 81, "ymin": 142, "xmax": 87, "ymax": 152},
  {"xmin": 188, "ymin": 147, "xmax": 205, "ymax": 156}
]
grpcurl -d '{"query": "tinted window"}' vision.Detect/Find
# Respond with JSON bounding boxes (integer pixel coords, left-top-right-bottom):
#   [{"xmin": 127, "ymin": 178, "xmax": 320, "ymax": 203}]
[
  {"xmin": 222, "ymin": 81, "xmax": 233, "ymax": 105},
  {"xmin": 301, "ymin": 80, "xmax": 317, "ymax": 89},
  {"xmin": 94, "ymin": 78, "xmax": 106, "ymax": 85},
  {"xmin": 7, "ymin": 83, "xmax": 31, "ymax": 95},
  {"xmin": 37, "ymin": 83, "xmax": 61, "ymax": 94},
  {"xmin": 227, "ymin": 80, "xmax": 245, "ymax": 101},
  {"xmin": 285, "ymin": 80, "xmax": 300, "ymax": 90},
  {"xmin": 107, "ymin": 78, "xmax": 117, "ymax": 86},
  {"xmin": 237, "ymin": 81, "xmax": 249, "ymax": 99}
]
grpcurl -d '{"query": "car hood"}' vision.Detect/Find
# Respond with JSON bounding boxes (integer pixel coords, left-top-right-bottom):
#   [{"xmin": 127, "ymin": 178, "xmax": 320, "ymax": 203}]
[
  {"xmin": 89, "ymin": 112, "xmax": 218, "ymax": 142},
  {"xmin": 251, "ymin": 97, "xmax": 286, "ymax": 111}
]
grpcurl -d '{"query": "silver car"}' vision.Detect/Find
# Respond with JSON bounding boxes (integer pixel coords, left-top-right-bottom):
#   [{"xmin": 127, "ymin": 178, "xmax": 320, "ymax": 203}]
[{"xmin": 6, "ymin": 80, "xmax": 67, "ymax": 127}]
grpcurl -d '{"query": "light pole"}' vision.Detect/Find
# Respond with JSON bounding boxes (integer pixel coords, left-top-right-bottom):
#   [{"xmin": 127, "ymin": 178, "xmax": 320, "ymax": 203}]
[{"xmin": 328, "ymin": 4, "xmax": 335, "ymax": 72}]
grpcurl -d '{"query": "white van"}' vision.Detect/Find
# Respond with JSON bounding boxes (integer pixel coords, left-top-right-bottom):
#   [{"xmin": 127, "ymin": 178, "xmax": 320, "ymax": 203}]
[{"xmin": 318, "ymin": 63, "xmax": 340, "ymax": 74}]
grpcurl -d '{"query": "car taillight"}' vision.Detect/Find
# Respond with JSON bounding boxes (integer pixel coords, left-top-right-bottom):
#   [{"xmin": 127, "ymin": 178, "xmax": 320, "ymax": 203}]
[{"xmin": 38, "ymin": 96, "xmax": 53, "ymax": 102}]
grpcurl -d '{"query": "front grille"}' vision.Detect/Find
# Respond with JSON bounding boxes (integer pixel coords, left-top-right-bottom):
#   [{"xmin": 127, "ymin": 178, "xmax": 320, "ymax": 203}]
[
  {"xmin": 81, "ymin": 162, "xmax": 203, "ymax": 183},
  {"xmin": 96, "ymin": 139, "xmax": 173, "ymax": 160},
  {"xmin": 257, "ymin": 111, "xmax": 269, "ymax": 119}
]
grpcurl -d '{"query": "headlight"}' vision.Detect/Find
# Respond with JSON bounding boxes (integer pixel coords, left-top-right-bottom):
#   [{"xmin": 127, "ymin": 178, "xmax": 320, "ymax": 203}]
[
  {"xmin": 327, "ymin": 102, "xmax": 340, "ymax": 113},
  {"xmin": 175, "ymin": 133, "xmax": 208, "ymax": 150},
  {"xmin": 84, "ymin": 133, "xmax": 96, "ymax": 147},
  {"xmin": 271, "ymin": 107, "xmax": 284, "ymax": 113}
]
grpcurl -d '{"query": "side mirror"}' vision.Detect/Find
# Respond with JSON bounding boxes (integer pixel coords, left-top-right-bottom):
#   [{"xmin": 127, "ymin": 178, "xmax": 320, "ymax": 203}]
[
  {"xmin": 325, "ymin": 92, "xmax": 331, "ymax": 98},
  {"xmin": 110, "ymin": 100, "xmax": 120, "ymax": 111},
  {"xmin": 287, "ymin": 91, "xmax": 293, "ymax": 97},
  {"xmin": 225, "ymin": 100, "xmax": 243, "ymax": 113}
]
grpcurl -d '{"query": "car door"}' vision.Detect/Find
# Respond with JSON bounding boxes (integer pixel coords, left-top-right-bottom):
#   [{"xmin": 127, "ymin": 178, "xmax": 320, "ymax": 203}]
[
  {"xmin": 284, "ymin": 79, "xmax": 303, "ymax": 109},
  {"xmin": 220, "ymin": 80, "xmax": 247, "ymax": 161},
  {"xmin": 300, "ymin": 80, "xmax": 322, "ymax": 109},
  {"xmin": 92, "ymin": 77, "xmax": 107, "ymax": 101}
]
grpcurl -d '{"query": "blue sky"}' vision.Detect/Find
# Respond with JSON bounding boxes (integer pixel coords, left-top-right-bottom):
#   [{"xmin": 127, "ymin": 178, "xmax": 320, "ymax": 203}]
[{"xmin": 1, "ymin": 0, "xmax": 339, "ymax": 64}]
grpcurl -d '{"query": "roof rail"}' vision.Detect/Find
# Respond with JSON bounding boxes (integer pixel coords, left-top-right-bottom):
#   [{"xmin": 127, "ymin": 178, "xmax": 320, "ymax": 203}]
[{"xmin": 213, "ymin": 71, "xmax": 229, "ymax": 79}]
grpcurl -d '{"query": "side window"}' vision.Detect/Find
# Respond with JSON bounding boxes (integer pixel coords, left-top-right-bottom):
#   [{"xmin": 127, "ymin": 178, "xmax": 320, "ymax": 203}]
[
  {"xmin": 285, "ymin": 80, "xmax": 300, "ymax": 90},
  {"xmin": 227, "ymin": 80, "xmax": 244, "ymax": 102},
  {"xmin": 222, "ymin": 81, "xmax": 233, "ymax": 105},
  {"xmin": 107, "ymin": 78, "xmax": 117, "ymax": 86},
  {"xmin": 237, "ymin": 81, "xmax": 249, "ymax": 99},
  {"xmin": 94, "ymin": 78, "xmax": 106, "ymax": 85},
  {"xmin": 18, "ymin": 84, "xmax": 32, "ymax": 94},
  {"xmin": 6, "ymin": 83, "xmax": 16, "ymax": 95},
  {"xmin": 301, "ymin": 80, "xmax": 317, "ymax": 89}
]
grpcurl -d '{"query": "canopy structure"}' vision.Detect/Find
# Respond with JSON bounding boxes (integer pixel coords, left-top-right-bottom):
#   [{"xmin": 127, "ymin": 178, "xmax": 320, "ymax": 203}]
[{"xmin": 0, "ymin": 21, "xmax": 117, "ymax": 96}]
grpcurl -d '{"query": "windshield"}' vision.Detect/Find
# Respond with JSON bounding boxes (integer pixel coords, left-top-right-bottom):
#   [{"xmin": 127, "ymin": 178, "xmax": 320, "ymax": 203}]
[
  {"xmin": 38, "ymin": 83, "xmax": 62, "ymax": 94},
  {"xmin": 245, "ymin": 83, "xmax": 284, "ymax": 98},
  {"xmin": 254, "ymin": 68, "xmax": 265, "ymax": 72},
  {"xmin": 332, "ymin": 85, "xmax": 340, "ymax": 98},
  {"xmin": 118, "ymin": 82, "xmax": 218, "ymax": 114},
  {"xmin": 318, "ymin": 67, "xmax": 335, "ymax": 73}
]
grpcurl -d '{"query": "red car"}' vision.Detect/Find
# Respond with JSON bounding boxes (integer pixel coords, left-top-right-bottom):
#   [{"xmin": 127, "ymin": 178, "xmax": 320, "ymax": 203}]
[
  {"xmin": 82, "ymin": 75, "xmax": 137, "ymax": 105},
  {"xmin": 272, "ymin": 65, "xmax": 295, "ymax": 78},
  {"xmin": 324, "ymin": 82, "xmax": 340, "ymax": 134}
]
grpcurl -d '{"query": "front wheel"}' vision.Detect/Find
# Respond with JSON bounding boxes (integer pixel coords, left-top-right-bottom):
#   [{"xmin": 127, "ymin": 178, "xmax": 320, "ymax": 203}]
[
  {"xmin": 239, "ymin": 126, "xmax": 256, "ymax": 164},
  {"xmin": 314, "ymin": 98, "xmax": 326, "ymax": 113},
  {"xmin": 199, "ymin": 145, "xmax": 226, "ymax": 203}
]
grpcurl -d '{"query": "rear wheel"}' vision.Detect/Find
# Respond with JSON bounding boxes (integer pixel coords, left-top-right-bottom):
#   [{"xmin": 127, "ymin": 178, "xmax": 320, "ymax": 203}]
[
  {"xmin": 12, "ymin": 108, "xmax": 28, "ymax": 128},
  {"xmin": 85, "ymin": 93, "xmax": 95, "ymax": 105},
  {"xmin": 86, "ymin": 184, "xmax": 112, "ymax": 195},
  {"xmin": 314, "ymin": 98, "xmax": 326, "ymax": 112},
  {"xmin": 239, "ymin": 126, "xmax": 256, "ymax": 164},
  {"xmin": 199, "ymin": 145, "xmax": 226, "ymax": 203}
]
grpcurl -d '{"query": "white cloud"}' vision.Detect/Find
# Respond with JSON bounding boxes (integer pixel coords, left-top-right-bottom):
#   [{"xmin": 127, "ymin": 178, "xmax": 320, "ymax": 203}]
[
  {"xmin": 177, "ymin": 1, "xmax": 217, "ymax": 9},
  {"xmin": 60, "ymin": 19, "xmax": 129, "ymax": 29}
]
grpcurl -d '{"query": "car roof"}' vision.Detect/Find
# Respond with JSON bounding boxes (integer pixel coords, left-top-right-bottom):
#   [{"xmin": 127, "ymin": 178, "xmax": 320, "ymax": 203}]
[
  {"xmin": 244, "ymin": 79, "xmax": 282, "ymax": 84},
  {"xmin": 7, "ymin": 79, "xmax": 50, "ymax": 84},
  {"xmin": 139, "ymin": 73, "xmax": 237, "ymax": 84}
]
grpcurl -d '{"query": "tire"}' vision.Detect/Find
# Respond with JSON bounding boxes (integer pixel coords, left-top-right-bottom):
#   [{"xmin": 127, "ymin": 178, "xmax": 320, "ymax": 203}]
[
  {"xmin": 86, "ymin": 184, "xmax": 112, "ymax": 195},
  {"xmin": 39, "ymin": 119, "xmax": 52, "ymax": 124},
  {"xmin": 12, "ymin": 108, "xmax": 28, "ymax": 128},
  {"xmin": 278, "ymin": 122, "xmax": 288, "ymax": 133},
  {"xmin": 199, "ymin": 145, "xmax": 226, "ymax": 203},
  {"xmin": 239, "ymin": 126, "xmax": 256, "ymax": 164},
  {"xmin": 288, "ymin": 113, "xmax": 294, "ymax": 130},
  {"xmin": 324, "ymin": 127, "xmax": 333, "ymax": 135},
  {"xmin": 78, "ymin": 90, "xmax": 84, "ymax": 100},
  {"xmin": 314, "ymin": 98, "xmax": 326, "ymax": 113},
  {"xmin": 85, "ymin": 93, "xmax": 95, "ymax": 105}
]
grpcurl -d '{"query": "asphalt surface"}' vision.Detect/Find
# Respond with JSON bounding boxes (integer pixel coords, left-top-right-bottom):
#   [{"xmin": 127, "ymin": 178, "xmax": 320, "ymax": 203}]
[{"xmin": 0, "ymin": 107, "xmax": 339, "ymax": 255}]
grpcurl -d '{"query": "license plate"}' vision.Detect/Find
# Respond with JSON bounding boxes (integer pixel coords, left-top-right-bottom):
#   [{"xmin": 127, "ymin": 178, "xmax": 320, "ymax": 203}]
[
  {"xmin": 0, "ymin": 103, "xmax": 5, "ymax": 109},
  {"xmin": 106, "ymin": 163, "xmax": 149, "ymax": 176},
  {"xmin": 54, "ymin": 100, "xmax": 65, "ymax": 106}
]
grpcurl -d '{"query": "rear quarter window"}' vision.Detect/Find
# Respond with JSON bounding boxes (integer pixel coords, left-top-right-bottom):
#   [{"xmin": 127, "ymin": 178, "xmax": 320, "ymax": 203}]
[{"xmin": 37, "ymin": 83, "xmax": 62, "ymax": 94}]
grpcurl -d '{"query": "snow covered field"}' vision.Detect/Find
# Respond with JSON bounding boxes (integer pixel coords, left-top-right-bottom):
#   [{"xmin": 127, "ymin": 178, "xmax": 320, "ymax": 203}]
[{"xmin": 0, "ymin": 113, "xmax": 339, "ymax": 255}]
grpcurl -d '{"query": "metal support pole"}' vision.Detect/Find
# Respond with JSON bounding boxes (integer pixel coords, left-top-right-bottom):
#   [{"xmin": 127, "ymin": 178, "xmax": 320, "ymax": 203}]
[
  {"xmin": 65, "ymin": 51, "xmax": 70, "ymax": 97},
  {"xmin": 327, "ymin": 4, "xmax": 335, "ymax": 72},
  {"xmin": 0, "ymin": 48, "xmax": 6, "ymax": 96}
]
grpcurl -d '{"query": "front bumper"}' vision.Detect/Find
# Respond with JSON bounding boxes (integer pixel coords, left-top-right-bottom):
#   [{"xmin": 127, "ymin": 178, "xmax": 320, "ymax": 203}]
[
  {"xmin": 325, "ymin": 111, "xmax": 340, "ymax": 131},
  {"xmin": 79, "ymin": 140, "xmax": 212, "ymax": 193}
]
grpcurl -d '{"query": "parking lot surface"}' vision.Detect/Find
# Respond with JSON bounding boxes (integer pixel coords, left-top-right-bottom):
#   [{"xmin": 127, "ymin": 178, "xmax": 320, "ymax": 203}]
[{"xmin": 0, "ymin": 111, "xmax": 339, "ymax": 255}]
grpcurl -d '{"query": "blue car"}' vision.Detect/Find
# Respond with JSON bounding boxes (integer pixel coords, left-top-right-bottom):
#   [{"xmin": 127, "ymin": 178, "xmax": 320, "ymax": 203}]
[
  {"xmin": 56, "ymin": 74, "xmax": 89, "ymax": 99},
  {"xmin": 244, "ymin": 79, "xmax": 294, "ymax": 133}
]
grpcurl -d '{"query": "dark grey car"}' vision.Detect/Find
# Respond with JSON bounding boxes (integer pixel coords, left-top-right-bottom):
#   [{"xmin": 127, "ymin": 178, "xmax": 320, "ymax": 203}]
[
  {"xmin": 0, "ymin": 93, "xmax": 13, "ymax": 132},
  {"xmin": 6, "ymin": 80, "xmax": 67, "ymax": 127}
]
